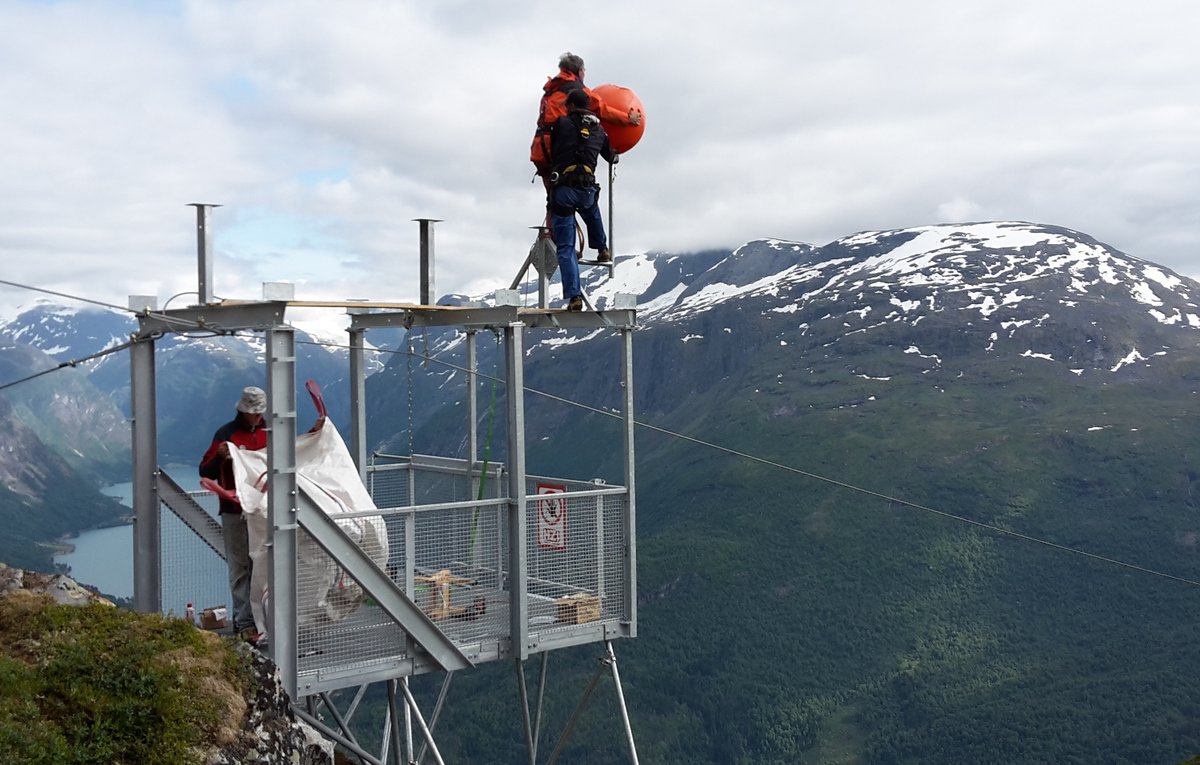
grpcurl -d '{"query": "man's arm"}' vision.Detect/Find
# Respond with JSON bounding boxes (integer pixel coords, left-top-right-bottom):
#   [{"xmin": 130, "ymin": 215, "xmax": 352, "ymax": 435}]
[
  {"xmin": 199, "ymin": 422, "xmax": 232, "ymax": 478},
  {"xmin": 589, "ymin": 91, "xmax": 641, "ymax": 126},
  {"xmin": 199, "ymin": 438, "xmax": 227, "ymax": 479}
]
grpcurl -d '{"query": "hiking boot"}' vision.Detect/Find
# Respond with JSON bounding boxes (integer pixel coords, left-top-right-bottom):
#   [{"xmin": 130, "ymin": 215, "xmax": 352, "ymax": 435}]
[
  {"xmin": 597, "ymin": 248, "xmax": 613, "ymax": 263},
  {"xmin": 567, "ymin": 296, "xmax": 584, "ymax": 312},
  {"xmin": 238, "ymin": 627, "xmax": 264, "ymax": 644}
]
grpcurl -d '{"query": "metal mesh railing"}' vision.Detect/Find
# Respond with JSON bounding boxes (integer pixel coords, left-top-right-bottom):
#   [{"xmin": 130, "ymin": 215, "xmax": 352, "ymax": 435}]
[
  {"xmin": 160, "ymin": 455, "xmax": 631, "ymax": 690},
  {"xmin": 526, "ymin": 477, "xmax": 628, "ymax": 637},
  {"xmin": 159, "ymin": 491, "xmax": 228, "ymax": 622}
]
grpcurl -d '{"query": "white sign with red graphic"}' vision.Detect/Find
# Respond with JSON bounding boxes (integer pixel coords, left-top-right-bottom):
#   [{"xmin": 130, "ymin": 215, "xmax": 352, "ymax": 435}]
[{"xmin": 536, "ymin": 483, "xmax": 567, "ymax": 550}]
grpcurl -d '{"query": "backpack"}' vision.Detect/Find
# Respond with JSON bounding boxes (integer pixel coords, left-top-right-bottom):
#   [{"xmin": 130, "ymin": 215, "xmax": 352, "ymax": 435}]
[{"xmin": 530, "ymin": 77, "xmax": 585, "ymax": 176}]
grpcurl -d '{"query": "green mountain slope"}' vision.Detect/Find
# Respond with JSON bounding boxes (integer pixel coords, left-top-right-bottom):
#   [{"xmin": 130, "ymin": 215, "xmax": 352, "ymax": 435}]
[{"xmin": 370, "ymin": 224, "xmax": 1200, "ymax": 763}]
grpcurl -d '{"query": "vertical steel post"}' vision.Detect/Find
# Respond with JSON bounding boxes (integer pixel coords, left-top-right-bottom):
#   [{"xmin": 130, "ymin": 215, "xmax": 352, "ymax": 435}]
[
  {"xmin": 414, "ymin": 218, "xmax": 443, "ymax": 306},
  {"xmin": 386, "ymin": 680, "xmax": 405, "ymax": 765},
  {"xmin": 404, "ymin": 677, "xmax": 415, "ymax": 765},
  {"xmin": 398, "ymin": 677, "xmax": 447, "ymax": 765},
  {"xmin": 266, "ymin": 327, "xmax": 298, "ymax": 698},
  {"xmin": 467, "ymin": 329, "xmax": 478, "ymax": 469},
  {"xmin": 516, "ymin": 659, "xmax": 536, "ymax": 765},
  {"xmin": 621, "ymin": 327, "xmax": 637, "ymax": 636},
  {"xmin": 505, "ymin": 322, "xmax": 529, "ymax": 658},
  {"xmin": 532, "ymin": 651, "xmax": 549, "ymax": 763},
  {"xmin": 606, "ymin": 641, "xmax": 641, "ymax": 765},
  {"xmin": 130, "ymin": 337, "xmax": 160, "ymax": 613},
  {"xmin": 607, "ymin": 164, "xmax": 615, "ymax": 258},
  {"xmin": 349, "ymin": 326, "xmax": 368, "ymax": 479},
  {"xmin": 188, "ymin": 203, "xmax": 221, "ymax": 305}
]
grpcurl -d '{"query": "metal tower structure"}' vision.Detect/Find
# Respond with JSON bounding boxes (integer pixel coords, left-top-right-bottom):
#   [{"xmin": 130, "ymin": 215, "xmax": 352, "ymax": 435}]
[{"xmin": 128, "ymin": 209, "xmax": 640, "ymax": 764}]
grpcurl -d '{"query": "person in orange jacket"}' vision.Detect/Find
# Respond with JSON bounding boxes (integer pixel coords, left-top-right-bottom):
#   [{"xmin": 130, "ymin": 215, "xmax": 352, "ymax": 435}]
[{"xmin": 530, "ymin": 52, "xmax": 641, "ymax": 191}]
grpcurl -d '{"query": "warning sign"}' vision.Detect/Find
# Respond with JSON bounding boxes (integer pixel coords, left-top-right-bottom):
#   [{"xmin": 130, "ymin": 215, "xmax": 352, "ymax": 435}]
[{"xmin": 536, "ymin": 483, "xmax": 567, "ymax": 550}]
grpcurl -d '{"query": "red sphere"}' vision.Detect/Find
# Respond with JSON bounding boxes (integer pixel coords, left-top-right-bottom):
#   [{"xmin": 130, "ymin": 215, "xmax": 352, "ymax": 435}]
[{"xmin": 592, "ymin": 84, "xmax": 645, "ymax": 154}]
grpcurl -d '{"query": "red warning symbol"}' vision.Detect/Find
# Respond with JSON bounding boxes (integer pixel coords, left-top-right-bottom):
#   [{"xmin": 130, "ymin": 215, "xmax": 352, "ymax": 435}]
[{"xmin": 536, "ymin": 483, "xmax": 567, "ymax": 550}]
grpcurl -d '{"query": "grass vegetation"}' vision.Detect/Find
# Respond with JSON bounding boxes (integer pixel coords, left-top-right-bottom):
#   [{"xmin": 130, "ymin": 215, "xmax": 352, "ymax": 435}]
[{"xmin": 0, "ymin": 592, "xmax": 250, "ymax": 765}]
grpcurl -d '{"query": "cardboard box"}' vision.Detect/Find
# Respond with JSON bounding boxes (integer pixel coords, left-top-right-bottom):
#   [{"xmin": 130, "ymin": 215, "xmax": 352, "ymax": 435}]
[
  {"xmin": 200, "ymin": 605, "xmax": 228, "ymax": 631},
  {"xmin": 555, "ymin": 593, "xmax": 600, "ymax": 624}
]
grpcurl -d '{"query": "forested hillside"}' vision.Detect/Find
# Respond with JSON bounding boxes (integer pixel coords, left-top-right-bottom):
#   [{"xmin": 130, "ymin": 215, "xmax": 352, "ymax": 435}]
[{"xmin": 364, "ymin": 224, "xmax": 1200, "ymax": 764}]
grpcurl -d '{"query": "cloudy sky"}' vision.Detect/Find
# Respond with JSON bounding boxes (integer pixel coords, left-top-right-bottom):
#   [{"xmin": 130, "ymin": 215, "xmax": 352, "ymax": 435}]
[{"xmin": 3, "ymin": 0, "xmax": 1199, "ymax": 333}]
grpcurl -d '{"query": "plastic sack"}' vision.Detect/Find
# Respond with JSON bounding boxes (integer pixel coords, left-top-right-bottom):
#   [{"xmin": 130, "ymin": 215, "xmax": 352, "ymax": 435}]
[{"xmin": 226, "ymin": 420, "xmax": 388, "ymax": 636}]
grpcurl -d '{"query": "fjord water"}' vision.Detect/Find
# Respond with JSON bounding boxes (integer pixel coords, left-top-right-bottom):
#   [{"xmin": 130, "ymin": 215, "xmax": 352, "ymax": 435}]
[{"xmin": 54, "ymin": 465, "xmax": 201, "ymax": 604}]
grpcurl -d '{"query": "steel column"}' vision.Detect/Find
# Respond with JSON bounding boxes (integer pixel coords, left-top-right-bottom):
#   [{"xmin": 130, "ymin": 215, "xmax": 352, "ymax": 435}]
[
  {"xmin": 187, "ymin": 203, "xmax": 220, "ymax": 305},
  {"xmin": 266, "ymin": 327, "xmax": 299, "ymax": 697},
  {"xmin": 349, "ymin": 327, "xmax": 368, "ymax": 478},
  {"xmin": 505, "ymin": 323, "xmax": 529, "ymax": 658},
  {"xmin": 467, "ymin": 329, "xmax": 478, "ymax": 468},
  {"xmin": 414, "ymin": 218, "xmax": 442, "ymax": 306},
  {"xmin": 130, "ymin": 337, "xmax": 159, "ymax": 613},
  {"xmin": 621, "ymin": 327, "xmax": 638, "ymax": 635}
]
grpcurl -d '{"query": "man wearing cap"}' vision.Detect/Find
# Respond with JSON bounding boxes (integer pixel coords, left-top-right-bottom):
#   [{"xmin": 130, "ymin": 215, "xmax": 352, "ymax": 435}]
[{"xmin": 199, "ymin": 386, "xmax": 268, "ymax": 639}]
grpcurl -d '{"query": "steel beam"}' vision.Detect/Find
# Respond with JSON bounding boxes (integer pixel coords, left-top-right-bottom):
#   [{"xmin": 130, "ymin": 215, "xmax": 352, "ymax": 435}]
[
  {"xmin": 517, "ymin": 309, "xmax": 636, "ymax": 330},
  {"xmin": 156, "ymin": 470, "xmax": 224, "ymax": 558},
  {"xmin": 136, "ymin": 301, "xmax": 288, "ymax": 337},
  {"xmin": 349, "ymin": 305, "xmax": 518, "ymax": 331}
]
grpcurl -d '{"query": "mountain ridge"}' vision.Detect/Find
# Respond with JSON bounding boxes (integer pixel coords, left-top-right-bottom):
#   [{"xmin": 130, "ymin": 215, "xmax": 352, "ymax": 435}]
[{"xmin": 6, "ymin": 221, "xmax": 1200, "ymax": 762}]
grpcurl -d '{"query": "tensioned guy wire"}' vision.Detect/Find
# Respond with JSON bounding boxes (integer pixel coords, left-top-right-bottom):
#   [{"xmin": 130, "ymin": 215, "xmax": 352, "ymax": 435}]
[{"xmin": 345, "ymin": 338, "xmax": 1200, "ymax": 590}]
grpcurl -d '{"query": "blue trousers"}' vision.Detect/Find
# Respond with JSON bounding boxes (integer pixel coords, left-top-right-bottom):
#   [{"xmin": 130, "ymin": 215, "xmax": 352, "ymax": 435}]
[{"xmin": 550, "ymin": 185, "xmax": 607, "ymax": 300}]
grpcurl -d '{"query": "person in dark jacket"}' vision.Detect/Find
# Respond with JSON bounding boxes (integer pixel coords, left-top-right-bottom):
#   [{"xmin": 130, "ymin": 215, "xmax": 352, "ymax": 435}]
[
  {"xmin": 199, "ymin": 386, "xmax": 268, "ymax": 638},
  {"xmin": 530, "ymin": 51, "xmax": 640, "ymax": 190},
  {"xmin": 549, "ymin": 87, "xmax": 617, "ymax": 311}
]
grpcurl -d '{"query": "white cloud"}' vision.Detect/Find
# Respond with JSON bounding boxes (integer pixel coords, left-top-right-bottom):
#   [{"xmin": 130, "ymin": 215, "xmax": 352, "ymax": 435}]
[{"xmin": 3, "ymin": 0, "xmax": 1200, "ymax": 322}]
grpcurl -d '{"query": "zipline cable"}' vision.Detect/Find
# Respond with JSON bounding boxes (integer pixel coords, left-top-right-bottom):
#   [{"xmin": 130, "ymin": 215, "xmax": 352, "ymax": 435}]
[
  {"xmin": 340, "ymin": 339, "xmax": 1200, "ymax": 591},
  {"xmin": 0, "ymin": 340, "xmax": 136, "ymax": 392},
  {"xmin": 0, "ymin": 278, "xmax": 133, "ymax": 314}
]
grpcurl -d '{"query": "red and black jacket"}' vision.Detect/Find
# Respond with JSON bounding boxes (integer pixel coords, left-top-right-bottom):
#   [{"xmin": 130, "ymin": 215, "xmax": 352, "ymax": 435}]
[{"xmin": 199, "ymin": 412, "xmax": 267, "ymax": 514}]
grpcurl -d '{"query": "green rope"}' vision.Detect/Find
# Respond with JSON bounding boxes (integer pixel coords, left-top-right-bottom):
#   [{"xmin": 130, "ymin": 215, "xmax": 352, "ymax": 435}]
[{"xmin": 468, "ymin": 331, "xmax": 502, "ymax": 562}]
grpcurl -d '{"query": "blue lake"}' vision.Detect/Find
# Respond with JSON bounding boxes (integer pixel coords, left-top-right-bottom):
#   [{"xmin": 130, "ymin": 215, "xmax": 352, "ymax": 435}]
[{"xmin": 54, "ymin": 465, "xmax": 198, "ymax": 601}]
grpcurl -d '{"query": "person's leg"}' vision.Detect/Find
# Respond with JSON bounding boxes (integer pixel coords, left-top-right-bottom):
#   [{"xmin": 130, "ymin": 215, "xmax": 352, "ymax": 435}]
[
  {"xmin": 577, "ymin": 188, "xmax": 608, "ymax": 253},
  {"xmin": 221, "ymin": 511, "xmax": 254, "ymax": 633},
  {"xmin": 550, "ymin": 188, "xmax": 581, "ymax": 301}
]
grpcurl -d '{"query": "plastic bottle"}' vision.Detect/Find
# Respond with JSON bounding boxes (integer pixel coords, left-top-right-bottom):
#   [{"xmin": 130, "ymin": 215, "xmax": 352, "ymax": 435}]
[{"xmin": 185, "ymin": 602, "xmax": 195, "ymax": 624}]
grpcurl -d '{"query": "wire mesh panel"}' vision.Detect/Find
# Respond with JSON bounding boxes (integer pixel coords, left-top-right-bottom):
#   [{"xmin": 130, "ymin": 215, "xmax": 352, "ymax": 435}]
[
  {"xmin": 294, "ymin": 512, "xmax": 409, "ymax": 686},
  {"xmin": 525, "ymin": 478, "xmax": 628, "ymax": 640},
  {"xmin": 159, "ymin": 455, "xmax": 631, "ymax": 693},
  {"xmin": 159, "ymin": 492, "xmax": 228, "ymax": 621}
]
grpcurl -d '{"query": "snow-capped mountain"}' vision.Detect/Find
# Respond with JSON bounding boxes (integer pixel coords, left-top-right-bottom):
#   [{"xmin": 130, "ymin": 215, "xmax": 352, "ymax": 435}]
[
  {"xmin": 7, "ymin": 220, "xmax": 1200, "ymax": 472},
  {"xmin": 365, "ymin": 221, "xmax": 1200, "ymax": 465},
  {"xmin": 500, "ymin": 221, "xmax": 1200, "ymax": 383},
  {"xmin": 0, "ymin": 301, "xmax": 353, "ymax": 464}
]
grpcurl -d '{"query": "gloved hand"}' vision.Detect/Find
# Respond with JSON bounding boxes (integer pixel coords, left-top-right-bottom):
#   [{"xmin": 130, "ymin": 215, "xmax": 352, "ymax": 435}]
[{"xmin": 627, "ymin": 108, "xmax": 642, "ymax": 126}]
